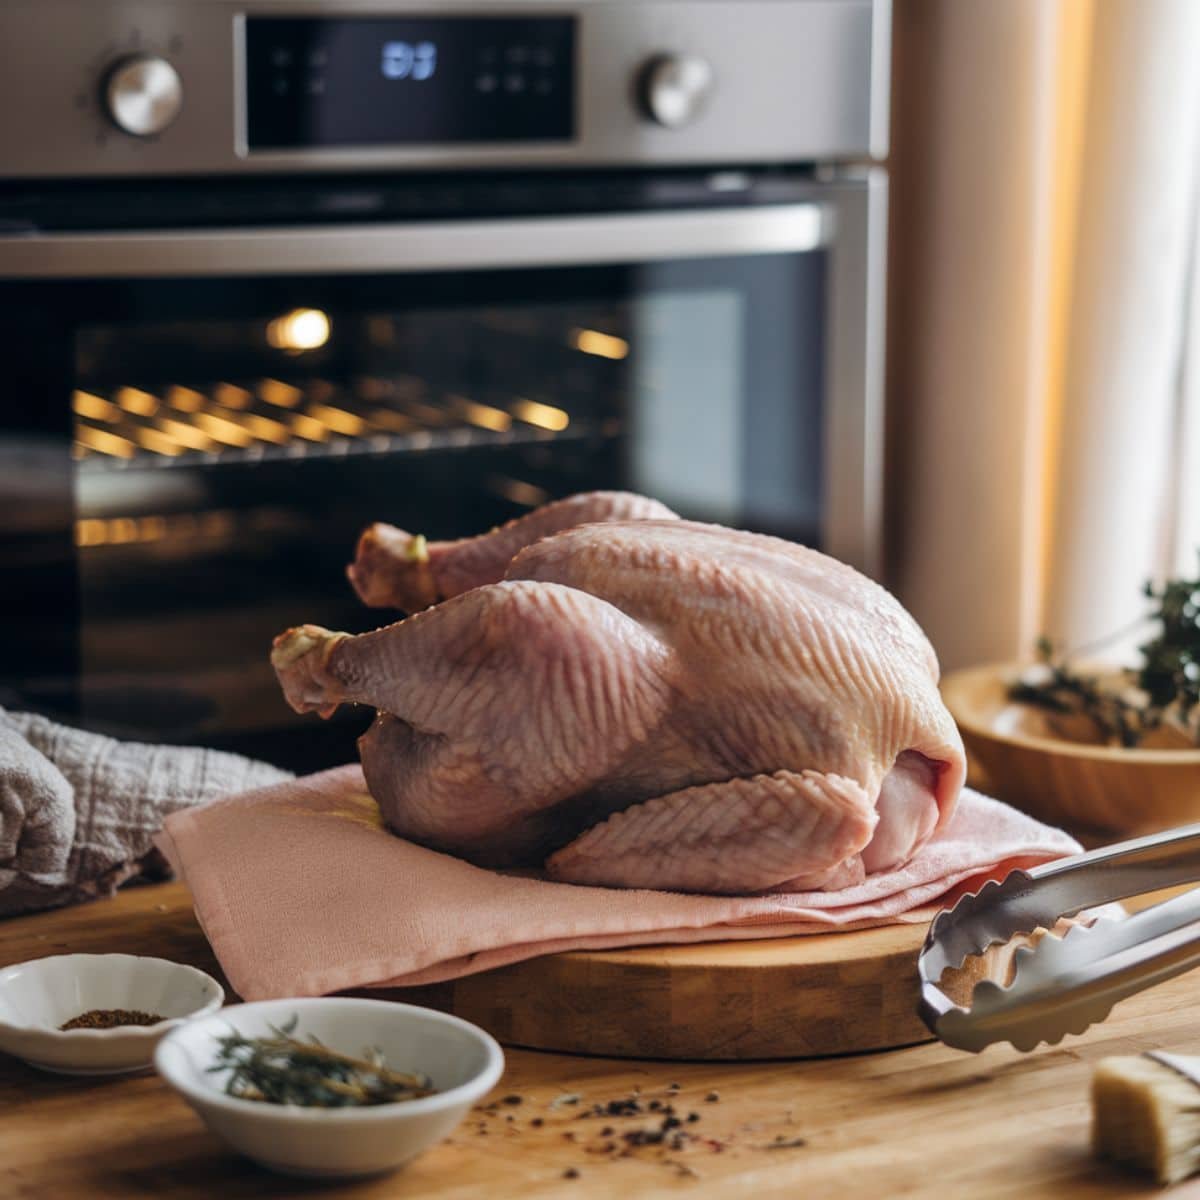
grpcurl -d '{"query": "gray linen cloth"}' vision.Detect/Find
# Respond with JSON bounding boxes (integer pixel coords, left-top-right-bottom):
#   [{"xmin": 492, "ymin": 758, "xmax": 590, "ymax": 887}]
[{"xmin": 0, "ymin": 708, "xmax": 291, "ymax": 917}]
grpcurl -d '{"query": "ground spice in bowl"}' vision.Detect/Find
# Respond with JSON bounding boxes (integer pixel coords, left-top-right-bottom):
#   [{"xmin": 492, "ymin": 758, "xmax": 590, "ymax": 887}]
[{"xmin": 59, "ymin": 1009, "xmax": 165, "ymax": 1031}]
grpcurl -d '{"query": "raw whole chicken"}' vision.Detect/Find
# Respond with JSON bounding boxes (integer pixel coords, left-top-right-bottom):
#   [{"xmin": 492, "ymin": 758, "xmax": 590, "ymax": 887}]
[{"xmin": 271, "ymin": 492, "xmax": 966, "ymax": 894}]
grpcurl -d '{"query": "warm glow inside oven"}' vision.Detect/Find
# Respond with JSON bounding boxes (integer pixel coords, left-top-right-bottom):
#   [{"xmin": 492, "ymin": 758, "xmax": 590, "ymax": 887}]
[{"xmin": 67, "ymin": 300, "xmax": 637, "ymax": 764}]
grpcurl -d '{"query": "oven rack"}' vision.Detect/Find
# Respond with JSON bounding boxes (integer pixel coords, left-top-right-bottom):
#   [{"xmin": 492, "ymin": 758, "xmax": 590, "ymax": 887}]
[
  {"xmin": 71, "ymin": 380, "xmax": 615, "ymax": 474},
  {"xmin": 75, "ymin": 417, "xmax": 613, "ymax": 473}
]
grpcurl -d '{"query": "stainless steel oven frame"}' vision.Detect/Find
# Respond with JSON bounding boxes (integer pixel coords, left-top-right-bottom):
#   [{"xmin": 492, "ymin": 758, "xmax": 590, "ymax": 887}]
[
  {"xmin": 0, "ymin": 172, "xmax": 886, "ymax": 575},
  {"xmin": 0, "ymin": 0, "xmax": 888, "ymax": 178}
]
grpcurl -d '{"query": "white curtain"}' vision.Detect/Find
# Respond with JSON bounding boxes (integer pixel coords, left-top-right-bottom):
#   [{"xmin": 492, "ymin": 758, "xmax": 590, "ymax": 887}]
[
  {"xmin": 1175, "ymin": 177, "xmax": 1200, "ymax": 575},
  {"xmin": 1044, "ymin": 0, "xmax": 1200, "ymax": 649},
  {"xmin": 888, "ymin": 0, "xmax": 1200, "ymax": 669}
]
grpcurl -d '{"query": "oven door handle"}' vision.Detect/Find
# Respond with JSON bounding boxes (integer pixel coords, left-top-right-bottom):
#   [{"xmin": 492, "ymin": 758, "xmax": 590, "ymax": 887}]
[{"xmin": 0, "ymin": 204, "xmax": 829, "ymax": 279}]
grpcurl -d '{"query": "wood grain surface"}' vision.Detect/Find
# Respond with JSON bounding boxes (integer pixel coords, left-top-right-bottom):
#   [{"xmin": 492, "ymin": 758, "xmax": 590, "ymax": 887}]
[
  {"xmin": 942, "ymin": 663, "xmax": 1200, "ymax": 836},
  {"xmin": 1, "ymin": 880, "xmax": 1194, "ymax": 1198},
  {"xmin": 396, "ymin": 920, "xmax": 944, "ymax": 1060}
]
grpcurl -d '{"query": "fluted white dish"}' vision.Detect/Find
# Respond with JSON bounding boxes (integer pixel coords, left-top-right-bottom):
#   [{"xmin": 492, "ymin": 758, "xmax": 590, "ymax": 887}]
[
  {"xmin": 155, "ymin": 997, "xmax": 505, "ymax": 1178},
  {"xmin": 0, "ymin": 953, "xmax": 224, "ymax": 1074}
]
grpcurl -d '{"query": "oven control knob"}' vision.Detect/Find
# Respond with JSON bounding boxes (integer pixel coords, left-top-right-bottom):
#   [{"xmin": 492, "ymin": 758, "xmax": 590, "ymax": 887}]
[
  {"xmin": 104, "ymin": 55, "xmax": 183, "ymax": 137},
  {"xmin": 637, "ymin": 54, "xmax": 714, "ymax": 128}
]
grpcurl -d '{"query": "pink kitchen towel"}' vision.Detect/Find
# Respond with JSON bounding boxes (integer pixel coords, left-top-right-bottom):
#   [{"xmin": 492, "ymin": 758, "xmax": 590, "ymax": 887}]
[{"xmin": 156, "ymin": 765, "xmax": 1082, "ymax": 1001}]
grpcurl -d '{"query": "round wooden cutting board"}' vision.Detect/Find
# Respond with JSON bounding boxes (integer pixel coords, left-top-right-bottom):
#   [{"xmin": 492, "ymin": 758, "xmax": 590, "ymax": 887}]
[{"xmin": 396, "ymin": 921, "xmax": 977, "ymax": 1060}]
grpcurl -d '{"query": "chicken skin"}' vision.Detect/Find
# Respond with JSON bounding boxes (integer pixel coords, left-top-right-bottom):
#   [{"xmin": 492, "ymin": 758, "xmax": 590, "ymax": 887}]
[{"xmin": 272, "ymin": 493, "xmax": 965, "ymax": 894}]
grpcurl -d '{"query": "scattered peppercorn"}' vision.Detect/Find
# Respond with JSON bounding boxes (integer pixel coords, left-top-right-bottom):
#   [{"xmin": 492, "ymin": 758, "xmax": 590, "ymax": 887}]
[
  {"xmin": 686, "ymin": 1112, "xmax": 701, "ymax": 1123},
  {"xmin": 564, "ymin": 1168, "xmax": 580, "ymax": 1180},
  {"xmin": 531, "ymin": 1118, "xmax": 544, "ymax": 1128},
  {"xmin": 705, "ymin": 1090, "xmax": 720, "ymax": 1103},
  {"xmin": 59, "ymin": 1009, "xmax": 164, "ymax": 1031},
  {"xmin": 600, "ymin": 1126, "xmax": 614, "ymax": 1137},
  {"xmin": 502, "ymin": 1094, "xmax": 523, "ymax": 1106}
]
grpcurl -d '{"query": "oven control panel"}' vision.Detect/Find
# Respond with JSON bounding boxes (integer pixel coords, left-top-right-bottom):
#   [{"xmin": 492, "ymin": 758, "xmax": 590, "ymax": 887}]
[
  {"xmin": 245, "ymin": 17, "xmax": 575, "ymax": 148},
  {"xmin": 0, "ymin": 0, "xmax": 886, "ymax": 177},
  {"xmin": 104, "ymin": 55, "xmax": 185, "ymax": 137}
]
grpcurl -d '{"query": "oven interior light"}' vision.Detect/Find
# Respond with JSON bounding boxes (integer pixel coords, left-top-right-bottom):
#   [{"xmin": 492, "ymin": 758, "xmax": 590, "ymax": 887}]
[
  {"xmin": 75, "ymin": 511, "xmax": 231, "ymax": 548},
  {"xmin": 571, "ymin": 328, "xmax": 629, "ymax": 360},
  {"xmin": 450, "ymin": 394, "xmax": 511, "ymax": 432},
  {"xmin": 115, "ymin": 386, "xmax": 160, "ymax": 417},
  {"xmin": 134, "ymin": 427, "xmax": 185, "ymax": 456},
  {"xmin": 72, "ymin": 368, "xmax": 587, "ymax": 466},
  {"xmin": 167, "ymin": 385, "xmax": 206, "ymax": 413},
  {"xmin": 232, "ymin": 411, "xmax": 290, "ymax": 445},
  {"xmin": 156, "ymin": 416, "xmax": 217, "ymax": 453},
  {"xmin": 267, "ymin": 308, "xmax": 331, "ymax": 352},
  {"xmin": 194, "ymin": 411, "xmax": 256, "ymax": 447},
  {"xmin": 308, "ymin": 403, "xmax": 367, "ymax": 436},
  {"xmin": 214, "ymin": 382, "xmax": 253, "ymax": 410},
  {"xmin": 258, "ymin": 378, "xmax": 304, "ymax": 408},
  {"xmin": 289, "ymin": 412, "xmax": 329, "ymax": 441},
  {"xmin": 75, "ymin": 518, "xmax": 107, "ymax": 546},
  {"xmin": 369, "ymin": 407, "xmax": 416, "ymax": 433},
  {"xmin": 511, "ymin": 398, "xmax": 570, "ymax": 431},
  {"xmin": 488, "ymin": 475, "xmax": 551, "ymax": 508},
  {"xmin": 72, "ymin": 390, "xmax": 121, "ymax": 422},
  {"xmin": 76, "ymin": 425, "xmax": 136, "ymax": 458}
]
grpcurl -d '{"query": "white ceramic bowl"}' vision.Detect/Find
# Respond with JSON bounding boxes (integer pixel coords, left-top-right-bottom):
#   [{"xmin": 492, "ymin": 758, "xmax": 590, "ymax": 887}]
[
  {"xmin": 155, "ymin": 997, "xmax": 505, "ymax": 1178},
  {"xmin": 0, "ymin": 953, "xmax": 224, "ymax": 1075}
]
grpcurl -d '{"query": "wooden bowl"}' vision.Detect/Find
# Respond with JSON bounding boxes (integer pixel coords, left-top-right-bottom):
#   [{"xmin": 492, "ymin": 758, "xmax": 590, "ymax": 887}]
[{"xmin": 941, "ymin": 663, "xmax": 1200, "ymax": 837}]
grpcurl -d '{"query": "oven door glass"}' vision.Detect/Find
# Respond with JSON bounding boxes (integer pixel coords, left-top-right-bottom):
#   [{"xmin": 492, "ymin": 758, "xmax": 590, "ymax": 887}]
[{"xmin": 0, "ymin": 199, "xmax": 866, "ymax": 769}]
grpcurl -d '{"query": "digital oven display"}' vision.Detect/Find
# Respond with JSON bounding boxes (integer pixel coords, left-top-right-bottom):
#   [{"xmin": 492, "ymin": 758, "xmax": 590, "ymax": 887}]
[{"xmin": 244, "ymin": 16, "xmax": 576, "ymax": 148}]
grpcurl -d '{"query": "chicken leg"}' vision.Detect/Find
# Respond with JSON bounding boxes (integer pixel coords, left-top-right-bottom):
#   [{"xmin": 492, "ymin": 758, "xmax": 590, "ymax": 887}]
[
  {"xmin": 272, "ymin": 580, "xmax": 677, "ymax": 865},
  {"xmin": 347, "ymin": 490, "xmax": 677, "ymax": 611}
]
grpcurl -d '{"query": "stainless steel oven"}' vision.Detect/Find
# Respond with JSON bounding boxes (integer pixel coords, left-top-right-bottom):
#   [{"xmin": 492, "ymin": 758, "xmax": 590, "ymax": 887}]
[{"xmin": 0, "ymin": 0, "xmax": 889, "ymax": 770}]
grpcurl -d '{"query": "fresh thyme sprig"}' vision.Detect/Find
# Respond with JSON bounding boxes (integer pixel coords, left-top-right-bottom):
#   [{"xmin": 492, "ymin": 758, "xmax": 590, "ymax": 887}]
[
  {"xmin": 1010, "ymin": 554, "xmax": 1200, "ymax": 748},
  {"xmin": 1137, "ymin": 567, "xmax": 1200, "ymax": 735},
  {"xmin": 208, "ymin": 1015, "xmax": 435, "ymax": 1107}
]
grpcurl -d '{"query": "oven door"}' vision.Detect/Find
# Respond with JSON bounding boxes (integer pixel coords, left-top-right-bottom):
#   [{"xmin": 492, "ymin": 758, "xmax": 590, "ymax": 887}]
[{"xmin": 0, "ymin": 176, "xmax": 883, "ymax": 768}]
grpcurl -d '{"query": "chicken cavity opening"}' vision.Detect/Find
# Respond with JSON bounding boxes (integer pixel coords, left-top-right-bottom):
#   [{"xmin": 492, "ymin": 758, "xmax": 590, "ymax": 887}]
[{"xmin": 861, "ymin": 750, "xmax": 945, "ymax": 874}]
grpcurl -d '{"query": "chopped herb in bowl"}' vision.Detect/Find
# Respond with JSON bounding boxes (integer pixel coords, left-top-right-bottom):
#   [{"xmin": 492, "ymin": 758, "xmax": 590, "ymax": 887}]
[
  {"xmin": 1010, "ymin": 557, "xmax": 1200, "ymax": 749},
  {"xmin": 208, "ymin": 1015, "xmax": 435, "ymax": 1107}
]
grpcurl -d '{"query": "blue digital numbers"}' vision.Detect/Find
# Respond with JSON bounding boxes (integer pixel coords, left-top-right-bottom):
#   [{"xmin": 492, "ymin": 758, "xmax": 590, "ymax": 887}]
[{"xmin": 381, "ymin": 41, "xmax": 437, "ymax": 81}]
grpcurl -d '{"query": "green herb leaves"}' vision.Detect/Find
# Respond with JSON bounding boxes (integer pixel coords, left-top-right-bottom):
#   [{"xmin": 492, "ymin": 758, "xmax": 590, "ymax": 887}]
[
  {"xmin": 1138, "ymin": 567, "xmax": 1200, "ymax": 730},
  {"xmin": 208, "ymin": 1016, "xmax": 435, "ymax": 1108},
  {"xmin": 1012, "ymin": 554, "xmax": 1200, "ymax": 748}
]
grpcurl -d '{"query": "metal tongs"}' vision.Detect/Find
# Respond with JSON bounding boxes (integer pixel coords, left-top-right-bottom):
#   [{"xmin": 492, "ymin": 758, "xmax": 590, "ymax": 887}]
[{"xmin": 918, "ymin": 822, "xmax": 1200, "ymax": 1052}]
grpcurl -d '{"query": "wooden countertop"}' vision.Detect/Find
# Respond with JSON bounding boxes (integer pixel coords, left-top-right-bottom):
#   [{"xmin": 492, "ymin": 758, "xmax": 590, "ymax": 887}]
[{"xmin": 0, "ymin": 881, "xmax": 1183, "ymax": 1199}]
